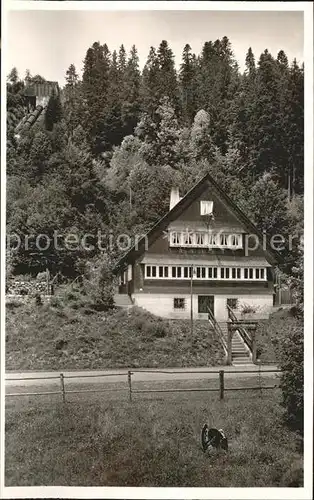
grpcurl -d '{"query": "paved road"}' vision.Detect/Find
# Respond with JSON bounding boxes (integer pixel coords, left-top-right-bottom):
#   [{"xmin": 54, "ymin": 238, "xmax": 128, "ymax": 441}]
[{"xmin": 5, "ymin": 365, "xmax": 279, "ymax": 387}]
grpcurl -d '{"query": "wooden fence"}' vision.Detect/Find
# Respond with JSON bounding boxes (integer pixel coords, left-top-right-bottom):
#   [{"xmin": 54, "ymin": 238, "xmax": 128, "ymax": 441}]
[{"xmin": 5, "ymin": 368, "xmax": 281, "ymax": 403}]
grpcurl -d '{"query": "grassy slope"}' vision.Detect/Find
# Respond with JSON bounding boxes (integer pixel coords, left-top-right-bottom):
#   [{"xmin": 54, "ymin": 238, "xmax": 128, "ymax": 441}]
[
  {"xmin": 5, "ymin": 387, "xmax": 303, "ymax": 487},
  {"xmin": 6, "ymin": 301, "xmax": 224, "ymax": 370}
]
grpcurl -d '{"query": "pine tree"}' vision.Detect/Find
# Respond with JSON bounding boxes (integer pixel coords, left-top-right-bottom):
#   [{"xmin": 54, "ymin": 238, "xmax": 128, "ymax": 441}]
[
  {"xmin": 45, "ymin": 87, "xmax": 62, "ymax": 132},
  {"xmin": 121, "ymin": 45, "xmax": 141, "ymax": 136},
  {"xmin": 156, "ymin": 40, "xmax": 180, "ymax": 113},
  {"xmin": 141, "ymin": 46, "xmax": 160, "ymax": 118},
  {"xmin": 179, "ymin": 44, "xmax": 197, "ymax": 124},
  {"xmin": 65, "ymin": 63, "xmax": 79, "ymax": 87}
]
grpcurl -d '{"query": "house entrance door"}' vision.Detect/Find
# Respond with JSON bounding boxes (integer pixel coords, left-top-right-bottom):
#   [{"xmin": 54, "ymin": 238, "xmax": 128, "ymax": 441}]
[{"xmin": 198, "ymin": 295, "xmax": 214, "ymax": 315}]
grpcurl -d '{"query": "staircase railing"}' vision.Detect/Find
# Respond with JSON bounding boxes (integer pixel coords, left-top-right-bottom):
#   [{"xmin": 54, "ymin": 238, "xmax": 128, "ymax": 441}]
[
  {"xmin": 227, "ymin": 305, "xmax": 253, "ymax": 352},
  {"xmin": 207, "ymin": 307, "xmax": 228, "ymax": 356}
]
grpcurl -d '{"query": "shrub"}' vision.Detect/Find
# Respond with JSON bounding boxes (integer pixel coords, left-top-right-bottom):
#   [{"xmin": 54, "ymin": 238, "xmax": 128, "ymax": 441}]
[
  {"xmin": 34, "ymin": 293, "xmax": 42, "ymax": 306},
  {"xmin": 276, "ymin": 318, "xmax": 303, "ymax": 434},
  {"xmin": 240, "ymin": 303, "xmax": 258, "ymax": 314}
]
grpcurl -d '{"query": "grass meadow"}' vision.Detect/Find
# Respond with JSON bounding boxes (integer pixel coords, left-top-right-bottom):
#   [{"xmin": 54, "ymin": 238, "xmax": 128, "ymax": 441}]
[
  {"xmin": 5, "ymin": 378, "xmax": 303, "ymax": 487},
  {"xmin": 6, "ymin": 301, "xmax": 224, "ymax": 370}
]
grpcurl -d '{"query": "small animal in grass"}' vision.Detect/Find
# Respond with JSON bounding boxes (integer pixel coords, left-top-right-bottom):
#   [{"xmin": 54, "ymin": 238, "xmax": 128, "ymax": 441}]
[{"xmin": 201, "ymin": 424, "xmax": 228, "ymax": 455}]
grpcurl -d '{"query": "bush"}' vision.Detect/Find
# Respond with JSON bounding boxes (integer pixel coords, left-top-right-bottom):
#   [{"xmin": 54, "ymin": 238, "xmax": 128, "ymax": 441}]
[{"xmin": 276, "ymin": 318, "xmax": 303, "ymax": 434}]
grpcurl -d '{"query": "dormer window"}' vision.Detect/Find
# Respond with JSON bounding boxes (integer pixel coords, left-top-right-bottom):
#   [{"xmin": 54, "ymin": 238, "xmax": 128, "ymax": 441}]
[{"xmin": 200, "ymin": 201, "xmax": 213, "ymax": 216}]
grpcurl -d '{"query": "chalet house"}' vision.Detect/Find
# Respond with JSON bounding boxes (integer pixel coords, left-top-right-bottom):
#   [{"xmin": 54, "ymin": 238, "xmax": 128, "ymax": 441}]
[{"xmin": 114, "ymin": 173, "xmax": 279, "ymax": 321}]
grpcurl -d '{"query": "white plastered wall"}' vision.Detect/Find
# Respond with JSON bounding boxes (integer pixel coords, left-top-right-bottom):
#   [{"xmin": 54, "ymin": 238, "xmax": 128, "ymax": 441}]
[{"xmin": 132, "ymin": 293, "xmax": 273, "ymax": 320}]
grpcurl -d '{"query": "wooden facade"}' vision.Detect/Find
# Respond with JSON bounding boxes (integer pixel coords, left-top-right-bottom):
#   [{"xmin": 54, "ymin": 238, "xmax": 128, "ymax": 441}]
[{"xmin": 115, "ymin": 174, "xmax": 280, "ymax": 320}]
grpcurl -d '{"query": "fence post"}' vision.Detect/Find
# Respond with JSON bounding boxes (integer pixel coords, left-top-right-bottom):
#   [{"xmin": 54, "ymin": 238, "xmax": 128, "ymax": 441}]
[
  {"xmin": 128, "ymin": 371, "xmax": 132, "ymax": 402},
  {"xmin": 60, "ymin": 373, "xmax": 66, "ymax": 403},
  {"xmin": 219, "ymin": 370, "xmax": 224, "ymax": 400}
]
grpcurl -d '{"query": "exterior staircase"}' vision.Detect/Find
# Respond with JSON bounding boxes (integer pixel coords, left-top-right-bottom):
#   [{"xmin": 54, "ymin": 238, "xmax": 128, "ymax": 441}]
[{"xmin": 218, "ymin": 322, "xmax": 253, "ymax": 365}]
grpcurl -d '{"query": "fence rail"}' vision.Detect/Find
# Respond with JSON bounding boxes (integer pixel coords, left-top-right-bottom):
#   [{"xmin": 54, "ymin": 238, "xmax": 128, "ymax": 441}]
[{"xmin": 5, "ymin": 367, "xmax": 281, "ymax": 402}]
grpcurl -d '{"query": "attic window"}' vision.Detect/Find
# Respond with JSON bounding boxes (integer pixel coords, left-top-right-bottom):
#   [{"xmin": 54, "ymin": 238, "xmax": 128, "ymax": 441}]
[{"xmin": 200, "ymin": 201, "xmax": 213, "ymax": 215}]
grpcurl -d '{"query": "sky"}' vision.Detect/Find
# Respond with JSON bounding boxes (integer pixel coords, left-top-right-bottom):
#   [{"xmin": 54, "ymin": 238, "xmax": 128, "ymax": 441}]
[{"xmin": 6, "ymin": 9, "xmax": 304, "ymax": 85}]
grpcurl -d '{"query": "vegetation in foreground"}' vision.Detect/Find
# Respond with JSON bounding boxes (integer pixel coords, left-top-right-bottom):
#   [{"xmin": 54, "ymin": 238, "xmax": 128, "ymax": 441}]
[
  {"xmin": 5, "ymin": 388, "xmax": 303, "ymax": 487},
  {"xmin": 6, "ymin": 300, "xmax": 224, "ymax": 370}
]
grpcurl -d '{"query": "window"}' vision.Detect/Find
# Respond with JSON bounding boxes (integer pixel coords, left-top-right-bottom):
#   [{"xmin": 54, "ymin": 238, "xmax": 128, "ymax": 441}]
[
  {"xmin": 200, "ymin": 200, "xmax": 213, "ymax": 215},
  {"xmin": 195, "ymin": 232, "xmax": 205, "ymax": 246},
  {"xmin": 219, "ymin": 234, "xmax": 229, "ymax": 246},
  {"xmin": 227, "ymin": 298, "xmax": 238, "ymax": 310},
  {"xmin": 213, "ymin": 267, "xmax": 218, "ymax": 279},
  {"xmin": 208, "ymin": 267, "xmax": 213, "ymax": 279},
  {"xmin": 159, "ymin": 266, "xmax": 164, "ymax": 278},
  {"xmin": 230, "ymin": 234, "xmax": 242, "ymax": 247},
  {"xmin": 249, "ymin": 268, "xmax": 253, "ymax": 279},
  {"xmin": 152, "ymin": 266, "xmax": 156, "ymax": 278},
  {"xmin": 221, "ymin": 268, "xmax": 225, "ymax": 279},
  {"xmin": 232, "ymin": 268, "xmax": 236, "ymax": 279},
  {"xmin": 196, "ymin": 267, "xmax": 201, "ymax": 278},
  {"xmin": 177, "ymin": 267, "xmax": 182, "ymax": 278},
  {"xmin": 164, "ymin": 266, "xmax": 169, "ymax": 278},
  {"xmin": 146, "ymin": 266, "xmax": 151, "ymax": 278},
  {"xmin": 244, "ymin": 268, "xmax": 248, "ymax": 279},
  {"xmin": 171, "ymin": 232, "xmax": 181, "ymax": 245},
  {"xmin": 261, "ymin": 268, "xmax": 265, "ymax": 280},
  {"xmin": 174, "ymin": 298, "xmax": 185, "ymax": 310},
  {"xmin": 201, "ymin": 267, "xmax": 206, "ymax": 278},
  {"xmin": 225, "ymin": 268, "xmax": 230, "ymax": 279},
  {"xmin": 172, "ymin": 266, "xmax": 177, "ymax": 278},
  {"xmin": 237, "ymin": 268, "xmax": 241, "ymax": 279},
  {"xmin": 255, "ymin": 269, "xmax": 260, "ymax": 279},
  {"xmin": 184, "ymin": 266, "xmax": 189, "ymax": 278},
  {"xmin": 208, "ymin": 233, "xmax": 216, "ymax": 246},
  {"xmin": 183, "ymin": 232, "xmax": 194, "ymax": 245}
]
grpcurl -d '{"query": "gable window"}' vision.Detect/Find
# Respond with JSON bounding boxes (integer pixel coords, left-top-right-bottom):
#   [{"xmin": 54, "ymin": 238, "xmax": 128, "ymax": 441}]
[
  {"xmin": 200, "ymin": 200, "xmax": 213, "ymax": 216},
  {"xmin": 183, "ymin": 232, "xmax": 194, "ymax": 245},
  {"xmin": 219, "ymin": 234, "xmax": 229, "ymax": 246},
  {"xmin": 230, "ymin": 234, "xmax": 242, "ymax": 247},
  {"xmin": 195, "ymin": 232, "xmax": 205, "ymax": 246},
  {"xmin": 170, "ymin": 232, "xmax": 181, "ymax": 245},
  {"xmin": 208, "ymin": 233, "xmax": 216, "ymax": 247},
  {"xmin": 174, "ymin": 298, "xmax": 185, "ymax": 310}
]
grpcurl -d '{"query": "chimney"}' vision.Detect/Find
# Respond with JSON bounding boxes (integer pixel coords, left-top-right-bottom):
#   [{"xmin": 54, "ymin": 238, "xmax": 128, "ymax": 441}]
[{"xmin": 169, "ymin": 187, "xmax": 181, "ymax": 210}]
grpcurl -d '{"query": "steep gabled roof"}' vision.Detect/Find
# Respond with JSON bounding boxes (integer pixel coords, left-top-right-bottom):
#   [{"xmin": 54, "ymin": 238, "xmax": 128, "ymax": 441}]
[{"xmin": 113, "ymin": 173, "xmax": 282, "ymax": 272}]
